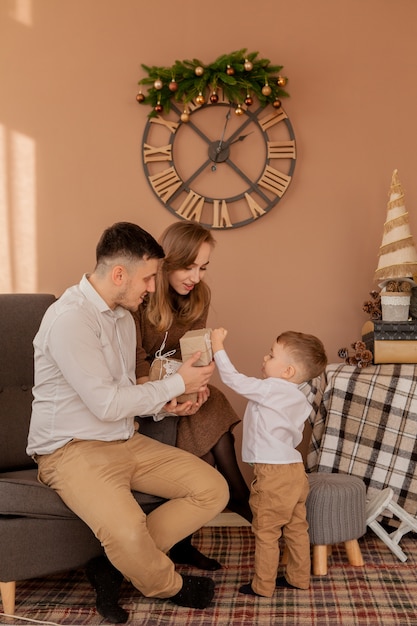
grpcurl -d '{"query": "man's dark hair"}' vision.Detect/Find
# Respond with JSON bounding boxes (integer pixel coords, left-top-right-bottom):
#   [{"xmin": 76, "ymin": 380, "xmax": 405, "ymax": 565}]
[{"xmin": 96, "ymin": 222, "xmax": 164, "ymax": 265}]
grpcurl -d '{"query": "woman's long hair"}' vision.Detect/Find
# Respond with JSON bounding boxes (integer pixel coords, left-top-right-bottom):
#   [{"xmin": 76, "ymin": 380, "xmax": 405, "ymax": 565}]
[{"xmin": 146, "ymin": 221, "xmax": 216, "ymax": 331}]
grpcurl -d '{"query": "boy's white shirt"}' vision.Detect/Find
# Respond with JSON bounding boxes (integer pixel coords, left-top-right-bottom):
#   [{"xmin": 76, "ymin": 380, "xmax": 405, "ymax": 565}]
[{"xmin": 214, "ymin": 349, "xmax": 311, "ymax": 464}]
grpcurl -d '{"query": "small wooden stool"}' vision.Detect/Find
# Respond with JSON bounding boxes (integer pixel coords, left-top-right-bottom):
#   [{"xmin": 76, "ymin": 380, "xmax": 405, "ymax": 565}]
[
  {"xmin": 306, "ymin": 473, "xmax": 366, "ymax": 575},
  {"xmin": 366, "ymin": 487, "xmax": 417, "ymax": 562}
]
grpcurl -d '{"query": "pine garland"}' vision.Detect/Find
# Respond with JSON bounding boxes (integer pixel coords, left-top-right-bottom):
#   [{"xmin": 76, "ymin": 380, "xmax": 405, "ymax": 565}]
[{"xmin": 137, "ymin": 48, "xmax": 289, "ymax": 117}]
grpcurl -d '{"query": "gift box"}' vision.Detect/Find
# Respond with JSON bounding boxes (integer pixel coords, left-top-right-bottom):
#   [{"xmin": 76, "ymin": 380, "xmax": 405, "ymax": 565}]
[
  {"xmin": 149, "ymin": 357, "xmax": 197, "ymax": 403},
  {"xmin": 179, "ymin": 328, "xmax": 213, "ymax": 366},
  {"xmin": 362, "ymin": 320, "xmax": 417, "ymax": 363}
]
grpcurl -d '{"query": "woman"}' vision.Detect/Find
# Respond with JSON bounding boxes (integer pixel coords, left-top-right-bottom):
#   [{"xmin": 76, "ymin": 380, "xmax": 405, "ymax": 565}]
[{"xmin": 133, "ymin": 221, "xmax": 252, "ymax": 570}]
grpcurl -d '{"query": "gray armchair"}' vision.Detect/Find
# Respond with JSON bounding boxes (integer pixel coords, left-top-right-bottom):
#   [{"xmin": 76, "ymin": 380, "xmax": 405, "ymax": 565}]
[{"xmin": 0, "ymin": 294, "xmax": 178, "ymax": 616}]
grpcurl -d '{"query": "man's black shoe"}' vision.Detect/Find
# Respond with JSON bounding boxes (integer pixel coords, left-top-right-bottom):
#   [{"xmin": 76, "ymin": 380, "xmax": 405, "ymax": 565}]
[
  {"xmin": 86, "ymin": 555, "xmax": 128, "ymax": 623},
  {"xmin": 169, "ymin": 574, "xmax": 215, "ymax": 609}
]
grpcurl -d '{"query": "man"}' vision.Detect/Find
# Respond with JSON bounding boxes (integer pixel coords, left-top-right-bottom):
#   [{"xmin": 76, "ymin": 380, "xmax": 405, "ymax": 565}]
[{"xmin": 27, "ymin": 222, "xmax": 229, "ymax": 623}]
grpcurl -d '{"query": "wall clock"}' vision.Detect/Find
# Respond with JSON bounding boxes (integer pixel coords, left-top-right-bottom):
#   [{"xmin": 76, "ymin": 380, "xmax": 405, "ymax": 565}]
[{"xmin": 141, "ymin": 95, "xmax": 296, "ymax": 230}]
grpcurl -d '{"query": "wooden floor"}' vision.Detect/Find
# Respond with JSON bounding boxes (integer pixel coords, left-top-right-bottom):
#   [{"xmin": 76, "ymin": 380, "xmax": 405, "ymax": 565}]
[{"xmin": 205, "ymin": 511, "xmax": 251, "ymax": 526}]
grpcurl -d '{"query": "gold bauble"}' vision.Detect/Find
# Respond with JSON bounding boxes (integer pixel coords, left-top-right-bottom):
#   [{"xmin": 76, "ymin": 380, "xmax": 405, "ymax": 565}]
[
  {"xmin": 226, "ymin": 65, "xmax": 235, "ymax": 76},
  {"xmin": 195, "ymin": 66, "xmax": 204, "ymax": 76},
  {"xmin": 169, "ymin": 80, "xmax": 178, "ymax": 92},
  {"xmin": 244, "ymin": 59, "xmax": 253, "ymax": 71},
  {"xmin": 277, "ymin": 76, "xmax": 287, "ymax": 87},
  {"xmin": 235, "ymin": 104, "xmax": 244, "ymax": 116},
  {"xmin": 272, "ymin": 99, "xmax": 282, "ymax": 109},
  {"xmin": 195, "ymin": 92, "xmax": 205, "ymax": 105},
  {"xmin": 136, "ymin": 92, "xmax": 145, "ymax": 103},
  {"xmin": 153, "ymin": 79, "xmax": 163, "ymax": 90},
  {"xmin": 261, "ymin": 84, "xmax": 272, "ymax": 96},
  {"xmin": 180, "ymin": 112, "xmax": 190, "ymax": 122}
]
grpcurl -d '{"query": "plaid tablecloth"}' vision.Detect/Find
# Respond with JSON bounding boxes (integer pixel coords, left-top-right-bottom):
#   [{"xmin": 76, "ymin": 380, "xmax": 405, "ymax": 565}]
[{"xmin": 306, "ymin": 363, "xmax": 417, "ymax": 516}]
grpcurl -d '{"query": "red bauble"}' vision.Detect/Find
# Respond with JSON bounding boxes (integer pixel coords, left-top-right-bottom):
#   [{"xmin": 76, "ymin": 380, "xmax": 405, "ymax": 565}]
[
  {"xmin": 226, "ymin": 65, "xmax": 235, "ymax": 76},
  {"xmin": 244, "ymin": 95, "xmax": 253, "ymax": 106},
  {"xmin": 154, "ymin": 103, "xmax": 163, "ymax": 113},
  {"xmin": 272, "ymin": 99, "xmax": 282, "ymax": 109},
  {"xmin": 136, "ymin": 92, "xmax": 145, "ymax": 103},
  {"xmin": 169, "ymin": 80, "xmax": 178, "ymax": 92},
  {"xmin": 210, "ymin": 92, "xmax": 219, "ymax": 103}
]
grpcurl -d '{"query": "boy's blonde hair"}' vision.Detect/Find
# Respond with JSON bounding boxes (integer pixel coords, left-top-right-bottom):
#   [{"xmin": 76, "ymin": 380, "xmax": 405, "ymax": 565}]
[{"xmin": 277, "ymin": 331, "xmax": 327, "ymax": 382}]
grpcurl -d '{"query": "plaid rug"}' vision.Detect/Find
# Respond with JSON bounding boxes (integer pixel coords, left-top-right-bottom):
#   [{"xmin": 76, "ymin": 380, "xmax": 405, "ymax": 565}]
[
  {"xmin": 306, "ymin": 363, "xmax": 417, "ymax": 516},
  {"xmin": 2, "ymin": 525, "xmax": 417, "ymax": 626}
]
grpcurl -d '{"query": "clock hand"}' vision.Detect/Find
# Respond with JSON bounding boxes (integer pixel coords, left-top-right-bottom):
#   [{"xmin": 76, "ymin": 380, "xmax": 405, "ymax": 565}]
[
  {"xmin": 227, "ymin": 131, "xmax": 254, "ymax": 146},
  {"xmin": 213, "ymin": 106, "xmax": 232, "ymax": 162}
]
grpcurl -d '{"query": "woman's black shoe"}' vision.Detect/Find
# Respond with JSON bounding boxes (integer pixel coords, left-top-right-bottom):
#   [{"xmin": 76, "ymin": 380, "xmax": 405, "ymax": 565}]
[{"xmin": 170, "ymin": 540, "xmax": 222, "ymax": 571}]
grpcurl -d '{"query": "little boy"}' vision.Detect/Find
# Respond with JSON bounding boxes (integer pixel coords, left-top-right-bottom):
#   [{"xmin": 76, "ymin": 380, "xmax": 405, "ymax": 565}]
[{"xmin": 211, "ymin": 328, "xmax": 327, "ymax": 597}]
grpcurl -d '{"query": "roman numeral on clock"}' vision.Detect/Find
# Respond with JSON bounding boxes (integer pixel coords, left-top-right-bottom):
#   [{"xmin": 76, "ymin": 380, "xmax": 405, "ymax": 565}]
[
  {"xmin": 212, "ymin": 200, "xmax": 232, "ymax": 228},
  {"xmin": 258, "ymin": 109, "xmax": 288, "ymax": 132},
  {"xmin": 267, "ymin": 140, "xmax": 296, "ymax": 160},
  {"xmin": 244, "ymin": 193, "xmax": 267, "ymax": 220},
  {"xmin": 149, "ymin": 115, "xmax": 179, "ymax": 134},
  {"xmin": 176, "ymin": 191, "xmax": 205, "ymax": 222},
  {"xmin": 143, "ymin": 144, "xmax": 172, "ymax": 163},
  {"xmin": 148, "ymin": 167, "xmax": 182, "ymax": 202},
  {"xmin": 258, "ymin": 166, "xmax": 291, "ymax": 196}
]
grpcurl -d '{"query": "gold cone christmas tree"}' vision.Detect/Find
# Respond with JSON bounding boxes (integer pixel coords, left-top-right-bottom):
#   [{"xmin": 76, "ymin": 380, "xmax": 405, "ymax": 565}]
[{"xmin": 374, "ymin": 169, "xmax": 417, "ymax": 282}]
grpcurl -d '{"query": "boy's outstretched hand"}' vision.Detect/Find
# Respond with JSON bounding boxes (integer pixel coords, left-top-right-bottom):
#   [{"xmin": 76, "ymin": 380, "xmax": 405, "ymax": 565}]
[{"xmin": 211, "ymin": 328, "xmax": 228, "ymax": 354}]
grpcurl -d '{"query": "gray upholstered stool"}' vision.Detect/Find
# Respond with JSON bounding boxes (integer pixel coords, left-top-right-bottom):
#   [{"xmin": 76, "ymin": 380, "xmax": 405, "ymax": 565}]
[{"xmin": 306, "ymin": 473, "xmax": 366, "ymax": 575}]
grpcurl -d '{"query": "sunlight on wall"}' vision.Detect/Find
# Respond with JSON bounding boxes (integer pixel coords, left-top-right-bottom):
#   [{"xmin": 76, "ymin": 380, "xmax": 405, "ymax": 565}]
[
  {"xmin": 0, "ymin": 125, "xmax": 12, "ymax": 291},
  {"xmin": 9, "ymin": 0, "xmax": 33, "ymax": 27},
  {"xmin": 0, "ymin": 126, "xmax": 37, "ymax": 293},
  {"xmin": 1, "ymin": 1, "xmax": 37, "ymax": 293},
  {"xmin": 11, "ymin": 131, "xmax": 37, "ymax": 291}
]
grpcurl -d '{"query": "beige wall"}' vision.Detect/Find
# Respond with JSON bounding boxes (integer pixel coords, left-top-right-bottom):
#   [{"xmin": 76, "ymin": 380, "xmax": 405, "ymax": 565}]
[{"xmin": 2, "ymin": 0, "xmax": 417, "ymax": 481}]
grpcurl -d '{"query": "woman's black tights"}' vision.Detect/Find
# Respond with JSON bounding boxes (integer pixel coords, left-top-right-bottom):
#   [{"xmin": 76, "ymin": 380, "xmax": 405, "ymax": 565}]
[{"xmin": 202, "ymin": 430, "xmax": 252, "ymax": 523}]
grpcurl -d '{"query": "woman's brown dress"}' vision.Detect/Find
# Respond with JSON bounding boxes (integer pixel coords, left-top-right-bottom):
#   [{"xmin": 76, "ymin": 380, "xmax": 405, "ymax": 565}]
[{"xmin": 133, "ymin": 305, "xmax": 240, "ymax": 458}]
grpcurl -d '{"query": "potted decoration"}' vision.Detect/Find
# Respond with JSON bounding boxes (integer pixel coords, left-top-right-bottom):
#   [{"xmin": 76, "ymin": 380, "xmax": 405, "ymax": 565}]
[{"xmin": 379, "ymin": 280, "xmax": 412, "ymax": 322}]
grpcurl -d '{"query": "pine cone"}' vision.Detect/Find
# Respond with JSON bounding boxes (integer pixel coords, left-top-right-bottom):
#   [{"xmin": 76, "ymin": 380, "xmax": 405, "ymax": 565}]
[
  {"xmin": 361, "ymin": 349, "xmax": 373, "ymax": 363},
  {"xmin": 371, "ymin": 309, "xmax": 382, "ymax": 320},
  {"xmin": 353, "ymin": 340, "xmax": 366, "ymax": 351},
  {"xmin": 386, "ymin": 281, "xmax": 399, "ymax": 292},
  {"xmin": 399, "ymin": 281, "xmax": 412, "ymax": 293}
]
